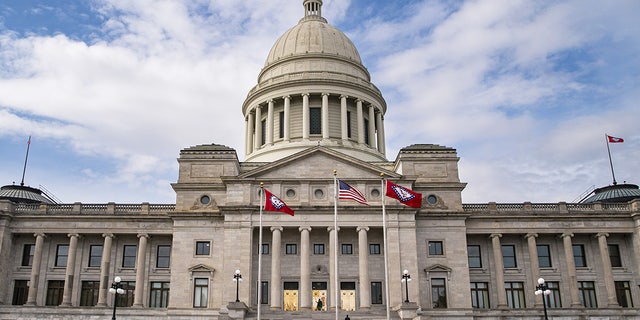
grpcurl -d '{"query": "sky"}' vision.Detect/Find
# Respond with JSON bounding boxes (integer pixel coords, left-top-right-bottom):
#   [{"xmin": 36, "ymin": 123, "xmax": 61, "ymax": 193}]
[{"xmin": 0, "ymin": 0, "xmax": 638, "ymax": 204}]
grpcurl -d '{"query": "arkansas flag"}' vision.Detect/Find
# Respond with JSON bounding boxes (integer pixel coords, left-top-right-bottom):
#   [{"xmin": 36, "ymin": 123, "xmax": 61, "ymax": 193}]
[
  {"xmin": 263, "ymin": 189, "xmax": 294, "ymax": 216},
  {"xmin": 607, "ymin": 135, "xmax": 624, "ymax": 143},
  {"xmin": 385, "ymin": 181, "xmax": 422, "ymax": 208}
]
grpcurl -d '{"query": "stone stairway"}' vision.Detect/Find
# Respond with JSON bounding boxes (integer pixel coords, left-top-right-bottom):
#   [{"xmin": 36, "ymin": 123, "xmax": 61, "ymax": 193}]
[{"xmin": 245, "ymin": 309, "xmax": 398, "ymax": 320}]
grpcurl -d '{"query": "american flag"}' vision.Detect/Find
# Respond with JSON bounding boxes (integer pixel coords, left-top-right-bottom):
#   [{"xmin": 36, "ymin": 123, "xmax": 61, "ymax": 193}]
[{"xmin": 338, "ymin": 180, "xmax": 368, "ymax": 205}]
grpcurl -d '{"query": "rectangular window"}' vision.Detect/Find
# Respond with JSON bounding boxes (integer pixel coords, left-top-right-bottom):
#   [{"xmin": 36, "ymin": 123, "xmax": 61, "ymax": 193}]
[
  {"xmin": 470, "ymin": 282, "xmax": 489, "ymax": 309},
  {"xmin": 505, "ymin": 282, "xmax": 525, "ymax": 308},
  {"xmin": 615, "ymin": 281, "xmax": 633, "ymax": 308},
  {"xmin": 117, "ymin": 281, "xmax": 136, "ymax": 307},
  {"xmin": 122, "ymin": 245, "xmax": 137, "ymax": 268},
  {"xmin": 89, "ymin": 245, "xmax": 103, "ymax": 268},
  {"xmin": 195, "ymin": 241, "xmax": 210, "ymax": 256},
  {"xmin": 364, "ymin": 119, "xmax": 370, "ymax": 146},
  {"xmin": 193, "ymin": 278, "xmax": 209, "ymax": 308},
  {"xmin": 429, "ymin": 241, "xmax": 444, "ymax": 255},
  {"xmin": 261, "ymin": 119, "xmax": 266, "ymax": 145},
  {"xmin": 21, "ymin": 244, "xmax": 35, "ymax": 267},
  {"xmin": 467, "ymin": 245, "xmax": 482, "ymax": 268},
  {"xmin": 279, "ymin": 111, "xmax": 284, "ymax": 139},
  {"xmin": 260, "ymin": 281, "xmax": 269, "ymax": 304},
  {"xmin": 45, "ymin": 280, "xmax": 65, "ymax": 306},
  {"xmin": 546, "ymin": 281, "xmax": 562, "ymax": 308},
  {"xmin": 341, "ymin": 244, "xmax": 353, "ymax": 255},
  {"xmin": 573, "ymin": 244, "xmax": 587, "ymax": 267},
  {"xmin": 431, "ymin": 278, "xmax": 447, "ymax": 308},
  {"xmin": 262, "ymin": 243, "xmax": 270, "ymax": 255},
  {"xmin": 286, "ymin": 244, "xmax": 297, "ymax": 255},
  {"xmin": 537, "ymin": 245, "xmax": 551, "ymax": 268},
  {"xmin": 347, "ymin": 111, "xmax": 352, "ymax": 138},
  {"xmin": 371, "ymin": 282, "xmax": 383, "ymax": 304},
  {"xmin": 310, "ymin": 107, "xmax": 321, "ymax": 134},
  {"xmin": 314, "ymin": 244, "xmax": 325, "ymax": 255},
  {"xmin": 80, "ymin": 281, "xmax": 100, "ymax": 306},
  {"xmin": 149, "ymin": 282, "xmax": 170, "ymax": 308},
  {"xmin": 12, "ymin": 280, "xmax": 29, "ymax": 305},
  {"xmin": 55, "ymin": 244, "xmax": 69, "ymax": 267},
  {"xmin": 369, "ymin": 244, "xmax": 381, "ymax": 255},
  {"xmin": 502, "ymin": 245, "xmax": 517, "ymax": 268},
  {"xmin": 609, "ymin": 244, "xmax": 622, "ymax": 267},
  {"xmin": 156, "ymin": 245, "xmax": 171, "ymax": 268},
  {"xmin": 578, "ymin": 281, "xmax": 597, "ymax": 308}
]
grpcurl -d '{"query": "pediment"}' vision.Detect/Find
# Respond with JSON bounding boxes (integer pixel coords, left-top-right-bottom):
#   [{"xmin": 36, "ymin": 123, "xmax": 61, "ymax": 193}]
[
  {"xmin": 239, "ymin": 146, "xmax": 398, "ymax": 180},
  {"xmin": 188, "ymin": 264, "xmax": 216, "ymax": 274},
  {"xmin": 424, "ymin": 263, "xmax": 452, "ymax": 273}
]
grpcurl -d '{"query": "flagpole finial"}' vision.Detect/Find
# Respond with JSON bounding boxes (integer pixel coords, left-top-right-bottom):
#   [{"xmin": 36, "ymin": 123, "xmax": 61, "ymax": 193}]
[
  {"xmin": 380, "ymin": 172, "xmax": 385, "ymax": 178},
  {"xmin": 333, "ymin": 170, "xmax": 337, "ymax": 175},
  {"xmin": 260, "ymin": 182, "xmax": 264, "ymax": 187}
]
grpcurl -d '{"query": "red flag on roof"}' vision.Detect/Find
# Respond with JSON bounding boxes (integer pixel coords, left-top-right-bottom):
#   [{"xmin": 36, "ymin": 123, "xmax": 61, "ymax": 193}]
[
  {"xmin": 607, "ymin": 135, "xmax": 624, "ymax": 143},
  {"xmin": 385, "ymin": 181, "xmax": 422, "ymax": 208},
  {"xmin": 263, "ymin": 189, "xmax": 294, "ymax": 216}
]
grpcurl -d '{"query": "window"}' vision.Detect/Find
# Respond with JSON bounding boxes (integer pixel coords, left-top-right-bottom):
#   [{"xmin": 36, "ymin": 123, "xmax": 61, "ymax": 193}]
[
  {"xmin": 279, "ymin": 111, "xmax": 284, "ymax": 139},
  {"xmin": 122, "ymin": 245, "xmax": 137, "ymax": 268},
  {"xmin": 12, "ymin": 280, "xmax": 29, "ymax": 305},
  {"xmin": 364, "ymin": 119, "xmax": 370, "ymax": 145},
  {"xmin": 195, "ymin": 241, "xmax": 210, "ymax": 256},
  {"xmin": 341, "ymin": 244, "xmax": 353, "ymax": 255},
  {"xmin": 470, "ymin": 282, "xmax": 489, "ymax": 309},
  {"xmin": 371, "ymin": 282, "xmax": 383, "ymax": 304},
  {"xmin": 505, "ymin": 282, "xmax": 525, "ymax": 308},
  {"xmin": 431, "ymin": 278, "xmax": 447, "ymax": 308},
  {"xmin": 156, "ymin": 245, "xmax": 171, "ymax": 268},
  {"xmin": 578, "ymin": 281, "xmax": 597, "ymax": 308},
  {"xmin": 429, "ymin": 241, "xmax": 444, "ymax": 255},
  {"xmin": 314, "ymin": 244, "xmax": 325, "ymax": 255},
  {"xmin": 537, "ymin": 245, "xmax": 551, "ymax": 268},
  {"xmin": 573, "ymin": 244, "xmax": 587, "ymax": 267},
  {"xmin": 45, "ymin": 280, "xmax": 65, "ymax": 306},
  {"xmin": 80, "ymin": 281, "xmax": 100, "ymax": 306},
  {"xmin": 369, "ymin": 244, "xmax": 381, "ymax": 255},
  {"xmin": 260, "ymin": 281, "xmax": 269, "ymax": 304},
  {"xmin": 502, "ymin": 245, "xmax": 517, "ymax": 268},
  {"xmin": 21, "ymin": 244, "xmax": 35, "ymax": 266},
  {"xmin": 194, "ymin": 278, "xmax": 209, "ymax": 308},
  {"xmin": 546, "ymin": 281, "xmax": 562, "ymax": 308},
  {"xmin": 149, "ymin": 282, "xmax": 170, "ymax": 308},
  {"xmin": 89, "ymin": 245, "xmax": 103, "ymax": 267},
  {"xmin": 260, "ymin": 119, "xmax": 266, "ymax": 145},
  {"xmin": 347, "ymin": 111, "xmax": 352, "ymax": 138},
  {"xmin": 286, "ymin": 244, "xmax": 297, "ymax": 255},
  {"xmin": 54, "ymin": 244, "xmax": 69, "ymax": 267},
  {"xmin": 310, "ymin": 107, "xmax": 321, "ymax": 134},
  {"xmin": 609, "ymin": 244, "xmax": 622, "ymax": 267},
  {"xmin": 261, "ymin": 243, "xmax": 270, "ymax": 255},
  {"xmin": 117, "ymin": 281, "xmax": 136, "ymax": 307},
  {"xmin": 467, "ymin": 245, "xmax": 482, "ymax": 268},
  {"xmin": 615, "ymin": 281, "xmax": 633, "ymax": 308}
]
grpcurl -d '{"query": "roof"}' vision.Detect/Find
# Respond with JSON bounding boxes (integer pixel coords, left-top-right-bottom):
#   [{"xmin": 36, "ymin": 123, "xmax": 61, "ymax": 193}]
[
  {"xmin": 0, "ymin": 185, "xmax": 54, "ymax": 204},
  {"xmin": 582, "ymin": 183, "xmax": 640, "ymax": 203}
]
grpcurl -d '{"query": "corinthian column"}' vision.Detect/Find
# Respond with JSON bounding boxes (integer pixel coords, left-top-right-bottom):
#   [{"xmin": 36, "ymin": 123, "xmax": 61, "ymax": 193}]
[
  {"xmin": 254, "ymin": 105, "xmax": 262, "ymax": 149},
  {"xmin": 561, "ymin": 233, "xmax": 582, "ymax": 307},
  {"xmin": 322, "ymin": 93, "xmax": 329, "ymax": 139},
  {"xmin": 302, "ymin": 93, "xmax": 310, "ymax": 139},
  {"xmin": 283, "ymin": 96, "xmax": 291, "ymax": 141},
  {"xmin": 133, "ymin": 233, "xmax": 149, "ymax": 307},
  {"xmin": 61, "ymin": 233, "xmax": 80, "ymax": 306},
  {"xmin": 25, "ymin": 233, "xmax": 46, "ymax": 306},
  {"xmin": 97, "ymin": 233, "xmax": 114, "ymax": 307},
  {"xmin": 368, "ymin": 105, "xmax": 376, "ymax": 148},
  {"xmin": 357, "ymin": 226, "xmax": 370, "ymax": 309},
  {"xmin": 266, "ymin": 99, "xmax": 274, "ymax": 145},
  {"xmin": 299, "ymin": 226, "xmax": 312, "ymax": 309},
  {"xmin": 490, "ymin": 234, "xmax": 507, "ymax": 308},
  {"xmin": 525, "ymin": 233, "xmax": 541, "ymax": 307},
  {"xmin": 270, "ymin": 227, "xmax": 283, "ymax": 310},
  {"xmin": 596, "ymin": 233, "xmax": 618, "ymax": 306}
]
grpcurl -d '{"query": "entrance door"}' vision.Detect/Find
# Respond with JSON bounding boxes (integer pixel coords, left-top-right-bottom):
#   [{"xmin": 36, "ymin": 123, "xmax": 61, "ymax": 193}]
[
  {"xmin": 340, "ymin": 282, "xmax": 356, "ymax": 311},
  {"xmin": 312, "ymin": 282, "xmax": 327, "ymax": 311},
  {"xmin": 283, "ymin": 282, "xmax": 299, "ymax": 311}
]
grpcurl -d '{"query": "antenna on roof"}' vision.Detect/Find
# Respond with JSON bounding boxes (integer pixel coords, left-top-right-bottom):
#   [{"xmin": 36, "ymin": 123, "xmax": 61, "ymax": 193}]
[{"xmin": 20, "ymin": 136, "xmax": 31, "ymax": 186}]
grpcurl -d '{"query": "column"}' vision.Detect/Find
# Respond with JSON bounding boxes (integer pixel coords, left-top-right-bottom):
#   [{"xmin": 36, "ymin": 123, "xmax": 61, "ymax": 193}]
[
  {"xmin": 254, "ymin": 105, "xmax": 262, "ymax": 150},
  {"xmin": 490, "ymin": 234, "xmax": 507, "ymax": 308},
  {"xmin": 356, "ymin": 99, "xmax": 364, "ymax": 144},
  {"xmin": 340, "ymin": 95, "xmax": 348, "ymax": 141},
  {"xmin": 328, "ymin": 226, "xmax": 339, "ymax": 309},
  {"xmin": 97, "ymin": 233, "xmax": 114, "ymax": 307},
  {"xmin": 322, "ymin": 93, "xmax": 329, "ymax": 139},
  {"xmin": 61, "ymin": 233, "xmax": 80, "ymax": 306},
  {"xmin": 299, "ymin": 227, "xmax": 312, "ymax": 309},
  {"xmin": 376, "ymin": 111, "xmax": 385, "ymax": 155},
  {"xmin": 133, "ymin": 233, "xmax": 149, "ymax": 307},
  {"xmin": 596, "ymin": 233, "xmax": 618, "ymax": 306},
  {"xmin": 266, "ymin": 99, "xmax": 274, "ymax": 145},
  {"xmin": 561, "ymin": 233, "xmax": 582, "ymax": 307},
  {"xmin": 270, "ymin": 227, "xmax": 283, "ymax": 310},
  {"xmin": 368, "ymin": 105, "xmax": 376, "ymax": 148},
  {"xmin": 302, "ymin": 93, "xmax": 310, "ymax": 139},
  {"xmin": 283, "ymin": 96, "xmax": 291, "ymax": 141},
  {"xmin": 633, "ymin": 215, "xmax": 640, "ymax": 282},
  {"xmin": 247, "ymin": 112, "xmax": 255, "ymax": 155},
  {"xmin": 25, "ymin": 233, "xmax": 46, "ymax": 306},
  {"xmin": 525, "ymin": 233, "xmax": 541, "ymax": 307},
  {"xmin": 357, "ymin": 227, "xmax": 371, "ymax": 309}
]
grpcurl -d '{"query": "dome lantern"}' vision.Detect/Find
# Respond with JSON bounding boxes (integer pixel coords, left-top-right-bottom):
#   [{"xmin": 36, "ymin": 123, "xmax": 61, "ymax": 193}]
[{"xmin": 303, "ymin": 0, "xmax": 324, "ymax": 21}]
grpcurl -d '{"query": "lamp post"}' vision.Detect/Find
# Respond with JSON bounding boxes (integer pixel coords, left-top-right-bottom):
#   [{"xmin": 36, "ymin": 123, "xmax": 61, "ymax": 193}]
[
  {"xmin": 401, "ymin": 269, "xmax": 411, "ymax": 303},
  {"xmin": 534, "ymin": 277, "xmax": 551, "ymax": 320},
  {"xmin": 108, "ymin": 276, "xmax": 125, "ymax": 320},
  {"xmin": 233, "ymin": 269, "xmax": 242, "ymax": 302}
]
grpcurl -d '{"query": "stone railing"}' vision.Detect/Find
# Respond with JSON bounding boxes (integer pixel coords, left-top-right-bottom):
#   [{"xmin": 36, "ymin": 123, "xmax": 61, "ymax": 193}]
[
  {"xmin": 462, "ymin": 202, "xmax": 636, "ymax": 213},
  {"xmin": 12, "ymin": 202, "xmax": 175, "ymax": 215}
]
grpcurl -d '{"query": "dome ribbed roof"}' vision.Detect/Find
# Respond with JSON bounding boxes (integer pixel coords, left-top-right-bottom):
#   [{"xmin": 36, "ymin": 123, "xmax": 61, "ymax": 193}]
[
  {"xmin": 582, "ymin": 184, "xmax": 640, "ymax": 203},
  {"xmin": 0, "ymin": 185, "xmax": 54, "ymax": 204}
]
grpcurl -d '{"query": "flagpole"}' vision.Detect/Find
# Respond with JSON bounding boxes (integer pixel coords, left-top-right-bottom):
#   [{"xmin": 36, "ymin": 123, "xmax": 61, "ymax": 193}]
[
  {"xmin": 605, "ymin": 134, "xmax": 618, "ymax": 185},
  {"xmin": 333, "ymin": 170, "xmax": 339, "ymax": 320},
  {"xmin": 20, "ymin": 136, "xmax": 31, "ymax": 186},
  {"xmin": 257, "ymin": 183, "xmax": 264, "ymax": 320},
  {"xmin": 380, "ymin": 173, "xmax": 391, "ymax": 320}
]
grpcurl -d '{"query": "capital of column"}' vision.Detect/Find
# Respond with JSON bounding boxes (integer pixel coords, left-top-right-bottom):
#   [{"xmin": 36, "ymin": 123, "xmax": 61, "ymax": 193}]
[
  {"xmin": 340, "ymin": 94, "xmax": 349, "ymax": 100},
  {"xmin": 301, "ymin": 93, "xmax": 310, "ymax": 97},
  {"xmin": 356, "ymin": 226, "xmax": 370, "ymax": 233},
  {"xmin": 321, "ymin": 92, "xmax": 330, "ymax": 97},
  {"xmin": 34, "ymin": 232, "xmax": 47, "ymax": 239},
  {"xmin": 282, "ymin": 95, "xmax": 291, "ymax": 100},
  {"xmin": 270, "ymin": 226, "xmax": 283, "ymax": 233},
  {"xmin": 524, "ymin": 233, "xmax": 538, "ymax": 239},
  {"xmin": 327, "ymin": 226, "xmax": 340, "ymax": 232},
  {"xmin": 356, "ymin": 98, "xmax": 363, "ymax": 103},
  {"xmin": 267, "ymin": 99, "xmax": 274, "ymax": 104},
  {"xmin": 489, "ymin": 233, "xmax": 502, "ymax": 239},
  {"xmin": 595, "ymin": 232, "xmax": 609, "ymax": 239},
  {"xmin": 560, "ymin": 233, "xmax": 574, "ymax": 239},
  {"xmin": 102, "ymin": 233, "xmax": 115, "ymax": 239},
  {"xmin": 137, "ymin": 233, "xmax": 150, "ymax": 239},
  {"xmin": 299, "ymin": 226, "xmax": 312, "ymax": 233},
  {"xmin": 67, "ymin": 233, "xmax": 80, "ymax": 239}
]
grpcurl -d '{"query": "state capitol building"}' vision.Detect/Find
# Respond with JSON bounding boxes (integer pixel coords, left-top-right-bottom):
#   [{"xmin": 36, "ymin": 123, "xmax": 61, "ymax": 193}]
[{"xmin": 1, "ymin": 1, "xmax": 639, "ymax": 319}]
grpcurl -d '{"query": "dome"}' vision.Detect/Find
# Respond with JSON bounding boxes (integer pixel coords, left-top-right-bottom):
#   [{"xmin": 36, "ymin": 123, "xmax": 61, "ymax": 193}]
[
  {"xmin": 0, "ymin": 185, "xmax": 54, "ymax": 204},
  {"xmin": 582, "ymin": 184, "xmax": 640, "ymax": 203}
]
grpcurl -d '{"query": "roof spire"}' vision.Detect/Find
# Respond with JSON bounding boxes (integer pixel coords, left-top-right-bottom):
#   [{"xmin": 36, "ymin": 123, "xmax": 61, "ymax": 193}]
[{"xmin": 303, "ymin": 0, "xmax": 323, "ymax": 19}]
